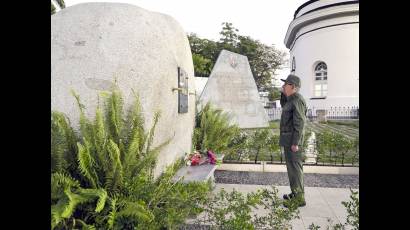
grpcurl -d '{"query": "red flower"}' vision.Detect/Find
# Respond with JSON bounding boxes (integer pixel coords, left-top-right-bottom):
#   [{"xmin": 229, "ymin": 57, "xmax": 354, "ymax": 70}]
[{"xmin": 207, "ymin": 150, "xmax": 217, "ymax": 164}]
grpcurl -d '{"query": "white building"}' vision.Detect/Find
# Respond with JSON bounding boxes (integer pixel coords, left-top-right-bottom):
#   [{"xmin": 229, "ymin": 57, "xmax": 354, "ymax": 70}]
[{"xmin": 284, "ymin": 0, "xmax": 358, "ymax": 109}]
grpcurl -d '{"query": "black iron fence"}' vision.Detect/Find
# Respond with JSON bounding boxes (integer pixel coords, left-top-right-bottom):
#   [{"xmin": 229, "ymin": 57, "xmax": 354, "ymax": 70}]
[{"xmin": 266, "ymin": 106, "xmax": 359, "ymax": 121}]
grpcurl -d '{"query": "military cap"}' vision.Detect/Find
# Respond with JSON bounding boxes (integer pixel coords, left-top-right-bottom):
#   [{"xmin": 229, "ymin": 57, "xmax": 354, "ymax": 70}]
[{"xmin": 281, "ymin": 74, "xmax": 301, "ymax": 88}]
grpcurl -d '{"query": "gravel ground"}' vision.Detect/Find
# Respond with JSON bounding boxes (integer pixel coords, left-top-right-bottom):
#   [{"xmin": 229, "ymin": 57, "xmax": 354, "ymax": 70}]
[{"xmin": 214, "ymin": 170, "xmax": 359, "ymax": 189}]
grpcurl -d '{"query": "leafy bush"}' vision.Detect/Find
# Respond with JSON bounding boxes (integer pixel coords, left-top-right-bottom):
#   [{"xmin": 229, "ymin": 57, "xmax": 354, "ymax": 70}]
[
  {"xmin": 51, "ymin": 89, "xmax": 210, "ymax": 229},
  {"xmin": 196, "ymin": 186, "xmax": 300, "ymax": 229},
  {"xmin": 193, "ymin": 102, "xmax": 240, "ymax": 154},
  {"xmin": 315, "ymin": 131, "xmax": 357, "ymax": 166},
  {"xmin": 224, "ymin": 129, "xmax": 282, "ymax": 163},
  {"xmin": 225, "ymin": 130, "xmax": 251, "ymax": 161}
]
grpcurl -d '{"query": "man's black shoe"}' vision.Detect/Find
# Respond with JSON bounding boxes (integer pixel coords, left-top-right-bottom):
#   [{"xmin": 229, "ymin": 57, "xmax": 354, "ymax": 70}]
[{"xmin": 283, "ymin": 193, "xmax": 295, "ymax": 200}]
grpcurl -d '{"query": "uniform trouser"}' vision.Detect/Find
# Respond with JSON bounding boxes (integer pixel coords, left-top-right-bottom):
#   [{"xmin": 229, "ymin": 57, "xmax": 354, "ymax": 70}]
[{"xmin": 282, "ymin": 146, "xmax": 305, "ymax": 201}]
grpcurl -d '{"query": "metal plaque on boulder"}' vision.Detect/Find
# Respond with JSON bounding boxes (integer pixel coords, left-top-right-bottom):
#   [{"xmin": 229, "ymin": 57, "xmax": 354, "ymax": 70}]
[{"xmin": 178, "ymin": 67, "xmax": 188, "ymax": 113}]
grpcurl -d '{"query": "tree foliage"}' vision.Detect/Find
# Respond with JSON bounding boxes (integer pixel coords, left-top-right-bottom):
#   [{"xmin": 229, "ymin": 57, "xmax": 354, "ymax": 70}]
[{"xmin": 188, "ymin": 22, "xmax": 287, "ymax": 90}]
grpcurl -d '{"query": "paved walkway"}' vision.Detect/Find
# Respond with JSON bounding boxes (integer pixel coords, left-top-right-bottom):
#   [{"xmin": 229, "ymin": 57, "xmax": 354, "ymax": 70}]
[{"xmin": 214, "ymin": 184, "xmax": 357, "ymax": 230}]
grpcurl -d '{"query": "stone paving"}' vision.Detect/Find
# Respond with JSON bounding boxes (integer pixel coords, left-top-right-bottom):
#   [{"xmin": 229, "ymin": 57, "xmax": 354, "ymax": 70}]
[{"xmin": 181, "ymin": 169, "xmax": 358, "ymax": 229}]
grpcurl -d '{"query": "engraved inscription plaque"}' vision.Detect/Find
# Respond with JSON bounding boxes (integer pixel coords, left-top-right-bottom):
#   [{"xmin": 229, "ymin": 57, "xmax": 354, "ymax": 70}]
[{"xmin": 178, "ymin": 67, "xmax": 188, "ymax": 113}]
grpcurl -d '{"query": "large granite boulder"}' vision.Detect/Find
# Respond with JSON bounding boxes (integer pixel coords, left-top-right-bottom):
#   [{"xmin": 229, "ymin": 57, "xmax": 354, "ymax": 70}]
[{"xmin": 51, "ymin": 3, "xmax": 195, "ymax": 177}]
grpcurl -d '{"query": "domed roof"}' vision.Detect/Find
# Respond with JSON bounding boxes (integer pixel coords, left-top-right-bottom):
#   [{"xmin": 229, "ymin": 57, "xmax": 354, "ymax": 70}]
[
  {"xmin": 284, "ymin": 0, "xmax": 359, "ymax": 49},
  {"xmin": 294, "ymin": 0, "xmax": 358, "ymax": 19}
]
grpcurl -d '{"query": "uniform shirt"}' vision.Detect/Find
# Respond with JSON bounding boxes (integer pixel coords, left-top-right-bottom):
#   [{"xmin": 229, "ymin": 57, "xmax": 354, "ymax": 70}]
[{"xmin": 279, "ymin": 92, "xmax": 307, "ymax": 147}]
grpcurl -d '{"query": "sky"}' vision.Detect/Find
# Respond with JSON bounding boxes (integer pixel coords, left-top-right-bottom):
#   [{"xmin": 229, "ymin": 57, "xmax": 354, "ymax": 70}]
[{"xmin": 63, "ymin": 0, "xmax": 307, "ymax": 86}]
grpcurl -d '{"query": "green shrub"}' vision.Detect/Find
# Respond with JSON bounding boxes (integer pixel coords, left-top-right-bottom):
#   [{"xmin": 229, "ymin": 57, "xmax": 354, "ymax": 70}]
[
  {"xmin": 193, "ymin": 102, "xmax": 240, "ymax": 154},
  {"xmin": 51, "ymin": 89, "xmax": 210, "ymax": 229},
  {"xmin": 225, "ymin": 130, "xmax": 251, "ymax": 161},
  {"xmin": 315, "ymin": 131, "xmax": 357, "ymax": 165},
  {"xmin": 196, "ymin": 186, "xmax": 300, "ymax": 229}
]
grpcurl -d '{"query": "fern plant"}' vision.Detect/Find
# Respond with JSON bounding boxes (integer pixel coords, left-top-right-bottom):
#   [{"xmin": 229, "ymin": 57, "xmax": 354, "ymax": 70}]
[
  {"xmin": 51, "ymin": 89, "xmax": 210, "ymax": 229},
  {"xmin": 51, "ymin": 111, "xmax": 78, "ymax": 175},
  {"xmin": 51, "ymin": 172, "xmax": 107, "ymax": 229}
]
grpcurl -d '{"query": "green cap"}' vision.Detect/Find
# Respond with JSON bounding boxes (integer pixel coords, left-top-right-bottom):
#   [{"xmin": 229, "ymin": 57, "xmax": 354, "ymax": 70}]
[{"xmin": 281, "ymin": 74, "xmax": 301, "ymax": 88}]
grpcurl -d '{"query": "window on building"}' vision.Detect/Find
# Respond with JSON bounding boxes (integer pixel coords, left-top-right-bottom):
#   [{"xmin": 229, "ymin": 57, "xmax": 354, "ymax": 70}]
[
  {"xmin": 314, "ymin": 62, "xmax": 327, "ymax": 97},
  {"xmin": 291, "ymin": 57, "xmax": 296, "ymax": 72}
]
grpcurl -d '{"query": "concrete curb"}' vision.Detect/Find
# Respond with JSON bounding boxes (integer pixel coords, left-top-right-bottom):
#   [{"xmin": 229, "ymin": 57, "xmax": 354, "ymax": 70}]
[{"xmin": 218, "ymin": 163, "xmax": 359, "ymax": 175}]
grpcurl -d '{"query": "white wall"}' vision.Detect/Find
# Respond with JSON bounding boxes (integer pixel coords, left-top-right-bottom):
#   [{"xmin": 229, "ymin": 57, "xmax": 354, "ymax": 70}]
[{"xmin": 291, "ymin": 21, "xmax": 358, "ymax": 109}]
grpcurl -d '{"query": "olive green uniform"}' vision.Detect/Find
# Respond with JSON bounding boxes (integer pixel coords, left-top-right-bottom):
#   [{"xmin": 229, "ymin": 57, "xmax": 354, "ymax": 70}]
[{"xmin": 279, "ymin": 92, "xmax": 307, "ymax": 202}]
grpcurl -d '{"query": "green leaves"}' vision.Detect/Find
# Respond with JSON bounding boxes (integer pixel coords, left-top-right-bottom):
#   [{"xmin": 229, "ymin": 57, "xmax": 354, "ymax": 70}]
[
  {"xmin": 77, "ymin": 188, "xmax": 108, "ymax": 213},
  {"xmin": 194, "ymin": 102, "xmax": 239, "ymax": 154},
  {"xmin": 51, "ymin": 111, "xmax": 78, "ymax": 174},
  {"xmin": 77, "ymin": 140, "xmax": 99, "ymax": 188},
  {"xmin": 51, "ymin": 172, "xmax": 80, "ymax": 201},
  {"xmin": 117, "ymin": 200, "xmax": 154, "ymax": 223},
  {"xmin": 105, "ymin": 90, "xmax": 124, "ymax": 143},
  {"xmin": 51, "ymin": 186, "xmax": 108, "ymax": 229},
  {"xmin": 53, "ymin": 88, "xmax": 201, "ymax": 229},
  {"xmin": 197, "ymin": 186, "xmax": 300, "ymax": 229},
  {"xmin": 105, "ymin": 139, "xmax": 123, "ymax": 193},
  {"xmin": 246, "ymin": 129, "xmax": 272, "ymax": 163},
  {"xmin": 192, "ymin": 53, "xmax": 213, "ymax": 77},
  {"xmin": 107, "ymin": 197, "xmax": 117, "ymax": 229},
  {"xmin": 316, "ymin": 131, "xmax": 357, "ymax": 165},
  {"xmin": 225, "ymin": 129, "xmax": 281, "ymax": 163},
  {"xmin": 188, "ymin": 22, "xmax": 287, "ymax": 90},
  {"xmin": 342, "ymin": 189, "xmax": 359, "ymax": 229}
]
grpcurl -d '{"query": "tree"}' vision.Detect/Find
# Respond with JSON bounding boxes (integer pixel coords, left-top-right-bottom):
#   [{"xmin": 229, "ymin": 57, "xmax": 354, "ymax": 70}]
[
  {"xmin": 268, "ymin": 87, "xmax": 282, "ymax": 101},
  {"xmin": 192, "ymin": 53, "xmax": 213, "ymax": 77},
  {"xmin": 188, "ymin": 22, "xmax": 287, "ymax": 90},
  {"xmin": 219, "ymin": 22, "xmax": 239, "ymax": 52},
  {"xmin": 187, "ymin": 33, "xmax": 219, "ymax": 76}
]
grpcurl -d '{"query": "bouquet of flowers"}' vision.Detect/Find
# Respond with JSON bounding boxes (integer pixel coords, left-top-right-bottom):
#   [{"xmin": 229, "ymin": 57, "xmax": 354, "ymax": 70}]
[
  {"xmin": 207, "ymin": 150, "xmax": 217, "ymax": 164},
  {"xmin": 185, "ymin": 151, "xmax": 205, "ymax": 166},
  {"xmin": 185, "ymin": 150, "xmax": 222, "ymax": 166}
]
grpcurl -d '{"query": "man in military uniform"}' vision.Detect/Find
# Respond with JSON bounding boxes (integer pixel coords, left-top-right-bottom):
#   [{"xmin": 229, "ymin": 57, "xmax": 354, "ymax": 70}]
[{"xmin": 279, "ymin": 74, "xmax": 307, "ymax": 207}]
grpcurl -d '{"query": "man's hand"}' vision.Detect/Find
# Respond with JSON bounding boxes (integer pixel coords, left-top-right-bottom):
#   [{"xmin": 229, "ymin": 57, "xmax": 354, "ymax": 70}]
[{"xmin": 291, "ymin": 145, "xmax": 299, "ymax": 152}]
